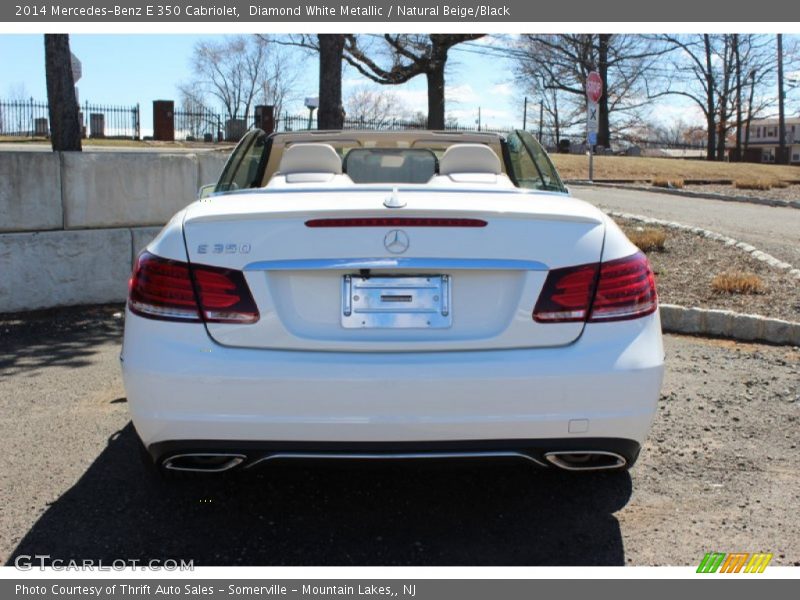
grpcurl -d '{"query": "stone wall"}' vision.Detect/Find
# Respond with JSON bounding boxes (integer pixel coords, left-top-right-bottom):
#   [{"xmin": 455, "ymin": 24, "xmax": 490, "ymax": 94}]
[{"xmin": 0, "ymin": 151, "xmax": 228, "ymax": 313}]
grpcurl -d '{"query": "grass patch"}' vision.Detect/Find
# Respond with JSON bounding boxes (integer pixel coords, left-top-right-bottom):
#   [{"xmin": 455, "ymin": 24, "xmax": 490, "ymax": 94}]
[
  {"xmin": 734, "ymin": 179, "xmax": 774, "ymax": 191},
  {"xmin": 652, "ymin": 177, "xmax": 684, "ymax": 189},
  {"xmin": 711, "ymin": 271, "xmax": 766, "ymax": 295},
  {"xmin": 625, "ymin": 227, "xmax": 668, "ymax": 252},
  {"xmin": 551, "ymin": 154, "xmax": 800, "ymax": 182}
]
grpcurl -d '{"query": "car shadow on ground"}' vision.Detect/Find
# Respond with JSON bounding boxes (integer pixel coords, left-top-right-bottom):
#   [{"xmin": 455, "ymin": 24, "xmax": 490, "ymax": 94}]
[
  {"xmin": 0, "ymin": 305, "xmax": 123, "ymax": 377},
  {"xmin": 8, "ymin": 423, "xmax": 632, "ymax": 566}
]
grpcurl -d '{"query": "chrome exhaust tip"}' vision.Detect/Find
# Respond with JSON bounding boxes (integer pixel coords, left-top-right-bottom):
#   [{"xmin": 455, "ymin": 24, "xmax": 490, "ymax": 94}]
[
  {"xmin": 544, "ymin": 450, "xmax": 627, "ymax": 471},
  {"xmin": 162, "ymin": 453, "xmax": 246, "ymax": 473}
]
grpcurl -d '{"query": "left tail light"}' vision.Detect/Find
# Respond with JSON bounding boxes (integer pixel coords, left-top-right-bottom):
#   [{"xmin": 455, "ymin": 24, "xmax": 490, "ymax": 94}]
[{"xmin": 128, "ymin": 251, "xmax": 259, "ymax": 324}]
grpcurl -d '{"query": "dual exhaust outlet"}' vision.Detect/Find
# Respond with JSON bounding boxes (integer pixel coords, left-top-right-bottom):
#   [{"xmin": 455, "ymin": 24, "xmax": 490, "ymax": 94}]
[{"xmin": 161, "ymin": 450, "xmax": 627, "ymax": 473}]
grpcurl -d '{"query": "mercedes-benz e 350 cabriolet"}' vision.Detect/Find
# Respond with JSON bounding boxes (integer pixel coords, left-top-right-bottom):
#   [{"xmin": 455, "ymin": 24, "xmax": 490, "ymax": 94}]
[{"xmin": 121, "ymin": 129, "xmax": 664, "ymax": 475}]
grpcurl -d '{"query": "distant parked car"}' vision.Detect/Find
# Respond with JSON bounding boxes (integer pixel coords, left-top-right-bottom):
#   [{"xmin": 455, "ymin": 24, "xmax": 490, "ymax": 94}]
[{"xmin": 121, "ymin": 129, "xmax": 663, "ymax": 476}]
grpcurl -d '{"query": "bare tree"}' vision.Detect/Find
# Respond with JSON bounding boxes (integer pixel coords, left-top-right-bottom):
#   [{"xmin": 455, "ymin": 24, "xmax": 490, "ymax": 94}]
[
  {"xmin": 317, "ymin": 35, "xmax": 346, "ymax": 129},
  {"xmin": 509, "ymin": 34, "xmax": 671, "ymax": 148},
  {"xmin": 659, "ymin": 34, "xmax": 775, "ymax": 161},
  {"xmin": 44, "ymin": 34, "xmax": 81, "ymax": 151},
  {"xmin": 276, "ymin": 34, "xmax": 347, "ymax": 129},
  {"xmin": 344, "ymin": 86, "xmax": 410, "ymax": 126},
  {"xmin": 257, "ymin": 46, "xmax": 301, "ymax": 125},
  {"xmin": 342, "ymin": 34, "xmax": 485, "ymax": 129},
  {"xmin": 186, "ymin": 35, "xmax": 295, "ymax": 126}
]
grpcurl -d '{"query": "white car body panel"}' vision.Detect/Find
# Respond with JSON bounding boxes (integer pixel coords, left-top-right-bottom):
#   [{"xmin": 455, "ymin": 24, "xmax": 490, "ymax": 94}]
[{"xmin": 122, "ymin": 309, "xmax": 663, "ymax": 446}]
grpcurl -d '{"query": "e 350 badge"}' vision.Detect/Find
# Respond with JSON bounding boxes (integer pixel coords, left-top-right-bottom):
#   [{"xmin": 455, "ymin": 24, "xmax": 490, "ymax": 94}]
[{"xmin": 197, "ymin": 243, "xmax": 251, "ymax": 255}]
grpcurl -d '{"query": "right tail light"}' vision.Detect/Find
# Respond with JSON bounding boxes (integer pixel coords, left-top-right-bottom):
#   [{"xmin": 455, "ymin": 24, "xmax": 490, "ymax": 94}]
[{"xmin": 533, "ymin": 252, "xmax": 657, "ymax": 323}]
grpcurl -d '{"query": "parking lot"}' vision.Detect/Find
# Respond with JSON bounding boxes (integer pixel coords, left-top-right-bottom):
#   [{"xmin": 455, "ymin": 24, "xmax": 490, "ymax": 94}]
[{"xmin": 1, "ymin": 305, "xmax": 798, "ymax": 566}]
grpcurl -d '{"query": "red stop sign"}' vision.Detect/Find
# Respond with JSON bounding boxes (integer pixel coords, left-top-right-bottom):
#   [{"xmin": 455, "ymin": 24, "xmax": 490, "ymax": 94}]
[{"xmin": 586, "ymin": 71, "xmax": 603, "ymax": 103}]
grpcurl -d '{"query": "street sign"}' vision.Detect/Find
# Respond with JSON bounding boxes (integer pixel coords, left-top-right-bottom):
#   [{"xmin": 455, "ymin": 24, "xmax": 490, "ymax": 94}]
[
  {"xmin": 70, "ymin": 53, "xmax": 82, "ymax": 83},
  {"xmin": 588, "ymin": 131, "xmax": 598, "ymax": 145},
  {"xmin": 586, "ymin": 71, "xmax": 603, "ymax": 103},
  {"xmin": 587, "ymin": 100, "xmax": 599, "ymax": 139}
]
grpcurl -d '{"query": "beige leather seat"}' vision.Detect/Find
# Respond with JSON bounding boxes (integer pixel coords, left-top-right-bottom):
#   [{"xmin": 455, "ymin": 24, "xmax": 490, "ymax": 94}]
[
  {"xmin": 267, "ymin": 143, "xmax": 352, "ymax": 186},
  {"xmin": 430, "ymin": 143, "xmax": 514, "ymax": 186}
]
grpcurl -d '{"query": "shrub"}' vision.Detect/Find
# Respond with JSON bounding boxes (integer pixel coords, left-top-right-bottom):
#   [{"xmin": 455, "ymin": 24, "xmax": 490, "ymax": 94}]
[
  {"xmin": 711, "ymin": 271, "xmax": 766, "ymax": 295},
  {"xmin": 734, "ymin": 179, "xmax": 773, "ymax": 191},
  {"xmin": 625, "ymin": 227, "xmax": 668, "ymax": 252},
  {"xmin": 652, "ymin": 178, "xmax": 684, "ymax": 189}
]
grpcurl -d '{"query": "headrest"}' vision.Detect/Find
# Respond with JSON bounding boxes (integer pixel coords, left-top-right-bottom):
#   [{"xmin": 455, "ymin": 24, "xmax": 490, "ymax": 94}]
[
  {"xmin": 439, "ymin": 144, "xmax": 501, "ymax": 175},
  {"xmin": 279, "ymin": 143, "xmax": 342, "ymax": 175}
]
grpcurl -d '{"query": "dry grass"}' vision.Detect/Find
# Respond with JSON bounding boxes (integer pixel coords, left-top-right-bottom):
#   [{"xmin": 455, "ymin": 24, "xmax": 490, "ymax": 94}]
[
  {"xmin": 551, "ymin": 154, "xmax": 800, "ymax": 182},
  {"xmin": 734, "ymin": 179, "xmax": 774, "ymax": 191},
  {"xmin": 711, "ymin": 271, "xmax": 766, "ymax": 295},
  {"xmin": 625, "ymin": 227, "xmax": 668, "ymax": 252},
  {"xmin": 652, "ymin": 177, "xmax": 685, "ymax": 189}
]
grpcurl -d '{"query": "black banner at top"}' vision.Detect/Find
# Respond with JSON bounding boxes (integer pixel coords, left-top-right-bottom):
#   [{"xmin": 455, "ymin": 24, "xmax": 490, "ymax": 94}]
[{"xmin": 3, "ymin": 0, "xmax": 800, "ymax": 23}]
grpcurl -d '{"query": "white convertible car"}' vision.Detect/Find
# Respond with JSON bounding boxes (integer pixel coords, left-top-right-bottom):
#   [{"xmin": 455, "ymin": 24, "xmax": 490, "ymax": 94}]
[{"xmin": 121, "ymin": 129, "xmax": 664, "ymax": 475}]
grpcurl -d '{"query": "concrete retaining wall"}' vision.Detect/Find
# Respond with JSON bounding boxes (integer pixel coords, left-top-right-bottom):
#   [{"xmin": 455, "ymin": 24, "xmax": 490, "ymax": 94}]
[
  {"xmin": 0, "ymin": 153, "xmax": 63, "ymax": 232},
  {"xmin": 0, "ymin": 150, "xmax": 228, "ymax": 232},
  {"xmin": 62, "ymin": 153, "xmax": 201, "ymax": 229},
  {"xmin": 0, "ymin": 150, "xmax": 228, "ymax": 313}
]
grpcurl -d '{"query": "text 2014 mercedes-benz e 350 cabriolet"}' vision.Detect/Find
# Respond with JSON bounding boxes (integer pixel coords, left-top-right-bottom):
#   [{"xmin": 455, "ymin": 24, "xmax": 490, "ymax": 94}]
[{"xmin": 121, "ymin": 129, "xmax": 663, "ymax": 475}]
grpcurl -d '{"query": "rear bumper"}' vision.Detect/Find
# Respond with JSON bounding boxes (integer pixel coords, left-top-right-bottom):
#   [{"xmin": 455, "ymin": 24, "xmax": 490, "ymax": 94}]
[
  {"xmin": 121, "ymin": 309, "xmax": 664, "ymax": 452},
  {"xmin": 147, "ymin": 437, "xmax": 642, "ymax": 472}
]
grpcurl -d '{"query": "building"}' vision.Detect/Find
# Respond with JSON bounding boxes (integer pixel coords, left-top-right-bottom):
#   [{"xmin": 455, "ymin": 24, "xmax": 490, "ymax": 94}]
[{"xmin": 747, "ymin": 117, "xmax": 800, "ymax": 164}]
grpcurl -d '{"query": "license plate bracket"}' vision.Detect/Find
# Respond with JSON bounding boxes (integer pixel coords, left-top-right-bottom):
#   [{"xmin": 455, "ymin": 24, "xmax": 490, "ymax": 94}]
[{"xmin": 341, "ymin": 275, "xmax": 452, "ymax": 329}]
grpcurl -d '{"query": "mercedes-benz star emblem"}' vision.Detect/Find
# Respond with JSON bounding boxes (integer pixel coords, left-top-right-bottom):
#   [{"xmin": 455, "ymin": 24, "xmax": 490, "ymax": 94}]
[{"xmin": 384, "ymin": 229, "xmax": 410, "ymax": 254}]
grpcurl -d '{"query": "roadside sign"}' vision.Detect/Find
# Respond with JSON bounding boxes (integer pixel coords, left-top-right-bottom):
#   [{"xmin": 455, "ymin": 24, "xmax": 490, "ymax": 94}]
[
  {"xmin": 588, "ymin": 131, "xmax": 598, "ymax": 145},
  {"xmin": 70, "ymin": 53, "xmax": 82, "ymax": 83},
  {"xmin": 586, "ymin": 71, "xmax": 603, "ymax": 103},
  {"xmin": 587, "ymin": 100, "xmax": 599, "ymax": 139}
]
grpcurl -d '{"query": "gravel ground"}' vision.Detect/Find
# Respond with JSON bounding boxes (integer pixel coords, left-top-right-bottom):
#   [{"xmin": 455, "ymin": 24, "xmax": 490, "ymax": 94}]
[
  {"xmin": 1, "ymin": 306, "xmax": 798, "ymax": 566},
  {"xmin": 616, "ymin": 219, "xmax": 800, "ymax": 323},
  {"xmin": 686, "ymin": 184, "xmax": 800, "ymax": 202}
]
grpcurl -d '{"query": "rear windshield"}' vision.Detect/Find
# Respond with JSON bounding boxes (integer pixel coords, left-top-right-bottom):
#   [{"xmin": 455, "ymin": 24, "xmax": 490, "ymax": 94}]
[{"xmin": 343, "ymin": 148, "xmax": 437, "ymax": 184}]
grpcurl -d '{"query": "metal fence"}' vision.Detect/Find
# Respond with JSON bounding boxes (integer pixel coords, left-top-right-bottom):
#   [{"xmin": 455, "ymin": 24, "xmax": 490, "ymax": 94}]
[
  {"xmin": 174, "ymin": 108, "xmax": 223, "ymax": 142},
  {"xmin": 0, "ymin": 98, "xmax": 140, "ymax": 139},
  {"xmin": 276, "ymin": 113, "xmax": 514, "ymax": 134}
]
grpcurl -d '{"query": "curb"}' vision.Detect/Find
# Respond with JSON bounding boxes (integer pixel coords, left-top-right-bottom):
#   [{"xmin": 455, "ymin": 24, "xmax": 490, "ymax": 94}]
[
  {"xmin": 568, "ymin": 181, "xmax": 800, "ymax": 210},
  {"xmin": 607, "ymin": 210, "xmax": 800, "ymax": 281},
  {"xmin": 660, "ymin": 304, "xmax": 800, "ymax": 347}
]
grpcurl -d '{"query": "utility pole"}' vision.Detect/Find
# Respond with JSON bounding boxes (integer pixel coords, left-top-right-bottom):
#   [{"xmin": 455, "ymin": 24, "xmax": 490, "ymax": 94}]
[
  {"xmin": 538, "ymin": 100, "xmax": 544, "ymax": 143},
  {"xmin": 777, "ymin": 34, "xmax": 787, "ymax": 164},
  {"xmin": 522, "ymin": 96, "xmax": 527, "ymax": 130}
]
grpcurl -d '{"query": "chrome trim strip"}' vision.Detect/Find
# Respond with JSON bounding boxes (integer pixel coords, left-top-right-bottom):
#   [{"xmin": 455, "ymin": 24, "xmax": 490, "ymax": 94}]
[
  {"xmin": 441, "ymin": 274, "xmax": 450, "ymax": 316},
  {"xmin": 246, "ymin": 451, "xmax": 549, "ymax": 469},
  {"xmin": 543, "ymin": 451, "xmax": 627, "ymax": 471},
  {"xmin": 342, "ymin": 275, "xmax": 352, "ymax": 316},
  {"xmin": 244, "ymin": 257, "xmax": 548, "ymax": 272},
  {"xmin": 162, "ymin": 453, "xmax": 246, "ymax": 473}
]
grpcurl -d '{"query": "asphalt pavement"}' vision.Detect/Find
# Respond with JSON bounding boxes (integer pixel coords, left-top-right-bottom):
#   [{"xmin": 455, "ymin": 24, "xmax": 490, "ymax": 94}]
[
  {"xmin": 1, "ymin": 306, "xmax": 798, "ymax": 566},
  {"xmin": 571, "ymin": 184, "xmax": 800, "ymax": 266}
]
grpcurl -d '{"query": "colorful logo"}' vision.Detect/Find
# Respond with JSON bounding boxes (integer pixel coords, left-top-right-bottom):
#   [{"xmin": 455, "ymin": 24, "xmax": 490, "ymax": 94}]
[{"xmin": 697, "ymin": 552, "xmax": 773, "ymax": 573}]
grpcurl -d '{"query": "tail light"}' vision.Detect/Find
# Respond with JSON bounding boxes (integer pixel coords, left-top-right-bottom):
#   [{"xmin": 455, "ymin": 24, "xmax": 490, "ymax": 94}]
[
  {"xmin": 589, "ymin": 252, "xmax": 658, "ymax": 322},
  {"xmin": 128, "ymin": 252, "xmax": 259, "ymax": 324},
  {"xmin": 533, "ymin": 252, "xmax": 657, "ymax": 323}
]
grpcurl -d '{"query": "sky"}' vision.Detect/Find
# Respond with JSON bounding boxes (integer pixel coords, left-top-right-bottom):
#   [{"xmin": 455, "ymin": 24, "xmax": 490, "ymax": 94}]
[
  {"xmin": 5, "ymin": 34, "xmax": 792, "ymax": 139},
  {"xmin": 0, "ymin": 34, "xmax": 528, "ymax": 136}
]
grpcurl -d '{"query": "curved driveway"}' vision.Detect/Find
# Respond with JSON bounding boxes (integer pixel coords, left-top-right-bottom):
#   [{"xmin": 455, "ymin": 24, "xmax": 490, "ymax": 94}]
[{"xmin": 571, "ymin": 185, "xmax": 800, "ymax": 266}]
